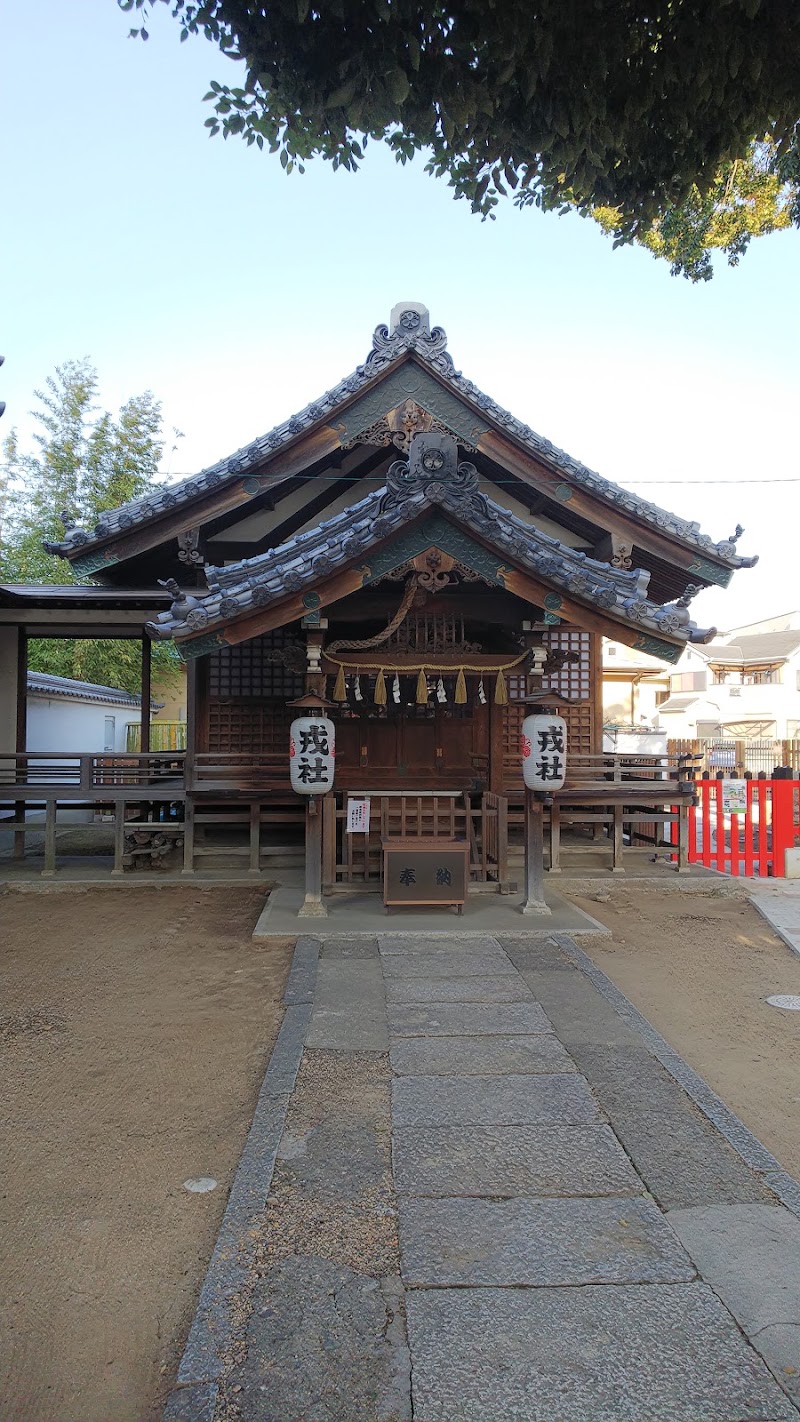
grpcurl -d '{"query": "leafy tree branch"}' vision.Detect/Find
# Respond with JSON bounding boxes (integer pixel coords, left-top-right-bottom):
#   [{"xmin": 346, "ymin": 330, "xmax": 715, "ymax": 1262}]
[{"xmin": 120, "ymin": 0, "xmax": 800, "ymax": 274}]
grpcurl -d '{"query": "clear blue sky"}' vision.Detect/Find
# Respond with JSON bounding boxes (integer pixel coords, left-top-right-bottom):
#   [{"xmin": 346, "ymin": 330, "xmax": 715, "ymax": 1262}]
[{"xmin": 3, "ymin": 0, "xmax": 799, "ymax": 632}]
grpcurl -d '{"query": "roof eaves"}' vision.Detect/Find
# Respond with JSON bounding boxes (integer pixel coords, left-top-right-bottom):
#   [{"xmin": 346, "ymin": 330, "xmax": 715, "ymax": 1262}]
[
  {"xmin": 44, "ymin": 309, "xmax": 756, "ymax": 577},
  {"xmin": 42, "ymin": 338, "xmax": 414, "ymax": 562},
  {"xmin": 146, "ymin": 449, "xmax": 712, "ymax": 660}
]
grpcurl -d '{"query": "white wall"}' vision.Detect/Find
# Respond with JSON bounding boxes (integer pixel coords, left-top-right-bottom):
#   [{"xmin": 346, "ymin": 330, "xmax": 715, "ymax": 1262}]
[{"xmin": 26, "ymin": 696, "xmax": 140, "ymax": 753}]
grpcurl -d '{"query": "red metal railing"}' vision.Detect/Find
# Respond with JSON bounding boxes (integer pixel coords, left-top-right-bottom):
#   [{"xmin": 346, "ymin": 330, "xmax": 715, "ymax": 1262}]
[{"xmin": 687, "ymin": 777, "xmax": 800, "ymax": 877}]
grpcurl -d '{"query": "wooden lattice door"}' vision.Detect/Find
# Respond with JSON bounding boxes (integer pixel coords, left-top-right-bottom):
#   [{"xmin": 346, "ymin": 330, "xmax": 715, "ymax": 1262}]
[
  {"xmin": 502, "ymin": 628, "xmax": 598, "ymax": 789},
  {"xmin": 206, "ymin": 631, "xmax": 305, "ymax": 765}
]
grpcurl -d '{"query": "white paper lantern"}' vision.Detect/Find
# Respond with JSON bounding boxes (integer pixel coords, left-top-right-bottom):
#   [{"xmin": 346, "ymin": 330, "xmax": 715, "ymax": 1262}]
[
  {"xmin": 290, "ymin": 717, "xmax": 335, "ymax": 795},
  {"xmin": 521, "ymin": 714, "xmax": 567, "ymax": 790}
]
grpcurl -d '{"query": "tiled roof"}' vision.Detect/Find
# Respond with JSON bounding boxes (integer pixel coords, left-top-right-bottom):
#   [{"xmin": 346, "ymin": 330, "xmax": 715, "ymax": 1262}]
[
  {"xmin": 44, "ymin": 305, "xmax": 756, "ymax": 574},
  {"xmin": 704, "ymin": 631, "xmax": 800, "ymax": 663},
  {"xmin": 27, "ymin": 671, "xmax": 143, "ymax": 706},
  {"xmin": 147, "ymin": 439, "xmax": 716, "ymax": 658}
]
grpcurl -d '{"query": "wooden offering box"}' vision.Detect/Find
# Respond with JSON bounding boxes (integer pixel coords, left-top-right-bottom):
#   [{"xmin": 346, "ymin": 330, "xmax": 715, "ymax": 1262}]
[{"xmin": 382, "ymin": 837, "xmax": 469, "ymax": 913}]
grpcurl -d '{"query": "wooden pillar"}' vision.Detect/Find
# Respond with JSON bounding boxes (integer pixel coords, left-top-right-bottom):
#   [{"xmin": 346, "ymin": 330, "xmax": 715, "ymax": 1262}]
[
  {"xmin": 612, "ymin": 802, "xmax": 625, "ymax": 873},
  {"xmin": 298, "ymin": 796, "xmax": 327, "ymax": 917},
  {"xmin": 249, "ymin": 800, "xmax": 261, "ymax": 875},
  {"xmin": 488, "ymin": 695, "xmax": 505, "ymax": 794},
  {"xmin": 548, "ymin": 799, "xmax": 561, "ymax": 873},
  {"xmin": 140, "ymin": 635, "xmax": 152, "ymax": 754},
  {"xmin": 521, "ymin": 790, "xmax": 550, "ymax": 915},
  {"xmin": 42, "ymin": 799, "xmax": 57, "ymax": 877},
  {"xmin": 16, "ymin": 629, "xmax": 27, "ymax": 752},
  {"xmin": 14, "ymin": 629, "xmax": 27, "ymax": 858},
  {"xmin": 182, "ymin": 796, "xmax": 195, "ymax": 875},
  {"xmin": 112, "ymin": 800, "xmax": 126, "ymax": 875},
  {"xmin": 322, "ymin": 792, "xmax": 336, "ymax": 892},
  {"xmin": 589, "ymin": 630, "xmax": 603, "ymax": 755}
]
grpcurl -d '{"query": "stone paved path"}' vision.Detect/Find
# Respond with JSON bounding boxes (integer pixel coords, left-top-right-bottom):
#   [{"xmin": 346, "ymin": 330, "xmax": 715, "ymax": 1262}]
[{"xmin": 167, "ymin": 931, "xmax": 800, "ymax": 1422}]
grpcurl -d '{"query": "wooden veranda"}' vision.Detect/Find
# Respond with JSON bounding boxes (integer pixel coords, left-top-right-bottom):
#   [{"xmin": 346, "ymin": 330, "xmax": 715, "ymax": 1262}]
[{"xmin": 1, "ymin": 747, "xmax": 698, "ymax": 879}]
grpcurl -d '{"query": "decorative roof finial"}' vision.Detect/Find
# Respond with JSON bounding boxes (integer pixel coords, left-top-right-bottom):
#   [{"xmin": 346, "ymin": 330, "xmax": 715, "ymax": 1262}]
[{"xmin": 389, "ymin": 302, "xmax": 430, "ymax": 338}]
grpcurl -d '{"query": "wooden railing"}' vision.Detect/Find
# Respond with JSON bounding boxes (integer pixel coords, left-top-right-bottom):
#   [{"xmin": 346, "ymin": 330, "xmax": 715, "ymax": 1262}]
[
  {"xmin": 187, "ymin": 752, "xmax": 289, "ymax": 794},
  {"xmin": 481, "ymin": 791, "xmax": 509, "ymax": 883},
  {"xmin": 0, "ymin": 751, "xmax": 186, "ymax": 797},
  {"xmin": 504, "ymin": 749, "xmax": 700, "ymax": 794},
  {"xmin": 322, "ymin": 790, "xmax": 509, "ymax": 888}
]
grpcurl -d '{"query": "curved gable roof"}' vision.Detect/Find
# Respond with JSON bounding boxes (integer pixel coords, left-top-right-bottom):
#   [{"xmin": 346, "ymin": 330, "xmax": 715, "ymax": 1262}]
[
  {"xmin": 46, "ymin": 304, "xmax": 756, "ymax": 580},
  {"xmin": 147, "ymin": 437, "xmax": 715, "ymax": 664}
]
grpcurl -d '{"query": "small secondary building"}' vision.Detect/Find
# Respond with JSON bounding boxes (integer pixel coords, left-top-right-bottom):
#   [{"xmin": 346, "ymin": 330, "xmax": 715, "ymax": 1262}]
[{"xmin": 26, "ymin": 671, "xmax": 145, "ymax": 753}]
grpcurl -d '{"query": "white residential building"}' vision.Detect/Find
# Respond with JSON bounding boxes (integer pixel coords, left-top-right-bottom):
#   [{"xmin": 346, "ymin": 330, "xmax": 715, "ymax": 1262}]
[{"xmin": 653, "ymin": 611, "xmax": 800, "ymax": 741}]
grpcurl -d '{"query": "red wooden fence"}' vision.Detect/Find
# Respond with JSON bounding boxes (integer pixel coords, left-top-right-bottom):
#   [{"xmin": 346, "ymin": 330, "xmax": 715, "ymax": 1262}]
[{"xmin": 686, "ymin": 777, "xmax": 800, "ymax": 877}]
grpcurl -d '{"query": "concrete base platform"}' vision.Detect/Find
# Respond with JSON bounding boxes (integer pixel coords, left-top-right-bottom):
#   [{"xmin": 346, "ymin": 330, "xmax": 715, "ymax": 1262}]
[{"xmin": 253, "ymin": 869, "xmax": 609, "ymax": 940}]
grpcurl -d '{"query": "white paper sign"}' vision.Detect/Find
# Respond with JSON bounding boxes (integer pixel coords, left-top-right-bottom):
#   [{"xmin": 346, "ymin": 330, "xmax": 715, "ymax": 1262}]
[
  {"xmin": 721, "ymin": 779, "xmax": 747, "ymax": 814},
  {"xmin": 347, "ymin": 798, "xmax": 371, "ymax": 833}
]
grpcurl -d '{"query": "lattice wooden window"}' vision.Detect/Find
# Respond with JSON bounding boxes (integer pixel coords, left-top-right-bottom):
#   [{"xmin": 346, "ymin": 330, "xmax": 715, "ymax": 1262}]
[
  {"xmin": 208, "ymin": 631, "xmax": 304, "ymax": 755},
  {"xmin": 208, "ymin": 701, "xmax": 295, "ymax": 755},
  {"xmin": 541, "ymin": 628, "xmax": 591, "ymax": 701},
  {"xmin": 502, "ymin": 629, "xmax": 596, "ymax": 785},
  {"xmin": 208, "ymin": 630, "xmax": 304, "ymax": 700}
]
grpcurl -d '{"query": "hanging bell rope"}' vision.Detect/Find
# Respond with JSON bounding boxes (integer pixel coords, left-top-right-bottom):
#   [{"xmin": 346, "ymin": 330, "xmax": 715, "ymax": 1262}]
[{"xmin": 325, "ymin": 575, "xmax": 419, "ymax": 653}]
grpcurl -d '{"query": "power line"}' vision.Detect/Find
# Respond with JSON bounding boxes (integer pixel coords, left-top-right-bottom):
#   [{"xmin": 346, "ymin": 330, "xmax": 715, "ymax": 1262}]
[{"xmin": 1, "ymin": 466, "xmax": 796, "ymax": 488}]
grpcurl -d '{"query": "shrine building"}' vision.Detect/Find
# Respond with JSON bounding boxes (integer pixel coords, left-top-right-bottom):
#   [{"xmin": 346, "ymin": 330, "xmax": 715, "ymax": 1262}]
[{"xmin": 0, "ymin": 303, "xmax": 756, "ymax": 886}]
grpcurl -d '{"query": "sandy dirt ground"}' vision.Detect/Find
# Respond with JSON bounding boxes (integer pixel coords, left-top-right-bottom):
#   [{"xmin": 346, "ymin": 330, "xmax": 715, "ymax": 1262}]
[
  {"xmin": 572, "ymin": 889, "xmax": 800, "ymax": 1181},
  {"xmin": 0, "ymin": 886, "xmax": 292, "ymax": 1422}
]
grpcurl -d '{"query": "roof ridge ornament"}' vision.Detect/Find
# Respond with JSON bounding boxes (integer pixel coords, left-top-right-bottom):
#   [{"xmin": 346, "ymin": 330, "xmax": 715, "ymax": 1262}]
[
  {"xmin": 365, "ymin": 303, "xmax": 456, "ymax": 378},
  {"xmin": 380, "ymin": 432, "xmax": 487, "ymax": 518}
]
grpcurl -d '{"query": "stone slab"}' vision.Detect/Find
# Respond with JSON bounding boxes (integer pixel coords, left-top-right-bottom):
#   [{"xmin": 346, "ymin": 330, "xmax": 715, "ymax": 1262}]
[
  {"xmin": 306, "ymin": 959, "xmax": 388, "ymax": 1051},
  {"xmin": 390, "ymin": 1033, "xmax": 577, "ymax": 1077},
  {"xmin": 515, "ymin": 966, "xmax": 644, "ymax": 1047},
  {"xmin": 385, "ymin": 975, "xmax": 532, "ymax": 1004},
  {"xmin": 319, "ymin": 937, "xmax": 380, "ymax": 960},
  {"xmin": 556, "ymin": 934, "xmax": 785, "ymax": 1181},
  {"xmin": 406, "ymin": 1283, "xmax": 797, "ymax": 1421},
  {"xmin": 391, "ymin": 1073, "xmax": 601, "ymax": 1126},
  {"xmin": 498, "ymin": 935, "xmax": 577, "ymax": 972},
  {"xmin": 393, "ymin": 1123, "xmax": 643, "ymax": 1198},
  {"xmin": 669, "ymin": 1203, "xmax": 800, "ymax": 1404},
  {"xmin": 162, "ymin": 1381, "xmax": 217, "ymax": 1422},
  {"xmin": 233, "ymin": 1258, "xmax": 411, "ymax": 1422},
  {"xmin": 387, "ymin": 1000, "xmax": 552, "ymax": 1038},
  {"xmin": 399, "ymin": 1195, "xmax": 695, "ymax": 1287},
  {"xmin": 281, "ymin": 934, "xmax": 320, "ymax": 1005},
  {"xmin": 380, "ymin": 950, "xmax": 517, "ymax": 979},
  {"xmin": 573, "ymin": 1045, "xmax": 776, "ymax": 1210},
  {"xmin": 378, "ymin": 933, "xmax": 505, "ymax": 955}
]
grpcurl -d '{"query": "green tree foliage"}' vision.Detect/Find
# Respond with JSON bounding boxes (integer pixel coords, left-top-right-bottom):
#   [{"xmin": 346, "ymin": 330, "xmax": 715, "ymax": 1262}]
[
  {"xmin": 122, "ymin": 0, "xmax": 800, "ymax": 274},
  {"xmin": 582, "ymin": 139, "xmax": 796, "ymax": 280},
  {"xmin": 0, "ymin": 360, "xmax": 179, "ymax": 694}
]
